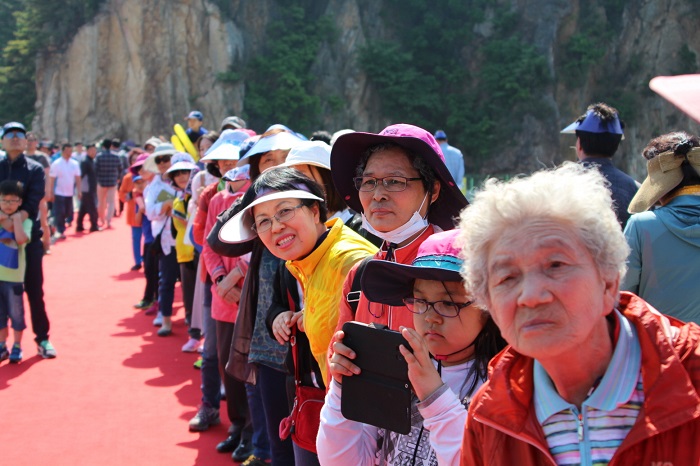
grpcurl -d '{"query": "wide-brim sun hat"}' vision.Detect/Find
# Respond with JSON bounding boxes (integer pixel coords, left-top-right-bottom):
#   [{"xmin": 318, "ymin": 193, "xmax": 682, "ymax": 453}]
[
  {"xmin": 219, "ymin": 189, "xmax": 324, "ymax": 244},
  {"xmin": 201, "ymin": 129, "xmax": 250, "ymax": 162},
  {"xmin": 237, "ymin": 131, "xmax": 305, "ymax": 167},
  {"xmin": 330, "ymin": 123, "xmax": 468, "ymax": 231},
  {"xmin": 362, "ymin": 229, "xmax": 464, "ymax": 306},
  {"xmin": 280, "ymin": 140, "xmax": 331, "ymax": 170},
  {"xmin": 649, "ymin": 74, "xmax": 700, "ymax": 125},
  {"xmin": 222, "ymin": 165, "xmax": 251, "ymax": 182},
  {"xmin": 628, "ymin": 146, "xmax": 700, "ymax": 213},
  {"xmin": 130, "ymin": 152, "xmax": 150, "ymax": 176},
  {"xmin": 165, "ymin": 152, "xmax": 198, "ymax": 175},
  {"xmin": 143, "ymin": 143, "xmax": 177, "ymax": 173},
  {"xmin": 143, "ymin": 137, "xmax": 163, "ymax": 149}
]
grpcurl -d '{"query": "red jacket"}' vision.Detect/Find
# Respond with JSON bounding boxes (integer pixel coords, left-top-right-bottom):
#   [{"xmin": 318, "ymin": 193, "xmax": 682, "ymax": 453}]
[{"xmin": 461, "ymin": 292, "xmax": 700, "ymax": 466}]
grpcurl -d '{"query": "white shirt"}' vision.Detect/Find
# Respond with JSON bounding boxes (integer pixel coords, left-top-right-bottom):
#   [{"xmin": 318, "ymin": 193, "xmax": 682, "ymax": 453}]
[{"xmin": 49, "ymin": 157, "xmax": 81, "ymax": 196}]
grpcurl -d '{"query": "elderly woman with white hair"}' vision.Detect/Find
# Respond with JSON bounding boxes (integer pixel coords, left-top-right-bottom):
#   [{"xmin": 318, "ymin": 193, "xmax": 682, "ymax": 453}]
[{"xmin": 457, "ymin": 163, "xmax": 700, "ymax": 465}]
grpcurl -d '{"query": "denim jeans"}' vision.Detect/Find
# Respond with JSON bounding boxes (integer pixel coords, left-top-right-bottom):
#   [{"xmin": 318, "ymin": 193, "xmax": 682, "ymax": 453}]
[
  {"xmin": 200, "ymin": 281, "xmax": 220, "ymax": 408},
  {"xmin": 294, "ymin": 443, "xmax": 321, "ymax": 466},
  {"xmin": 179, "ymin": 260, "xmax": 200, "ymax": 338},
  {"xmin": 131, "ymin": 226, "xmax": 142, "ymax": 266},
  {"xmin": 217, "ymin": 321, "xmax": 252, "ymax": 438},
  {"xmin": 157, "ymin": 249, "xmax": 179, "ymax": 317},
  {"xmin": 257, "ymin": 363, "xmax": 295, "ymax": 466},
  {"xmin": 246, "ymin": 379, "xmax": 271, "ymax": 461},
  {"xmin": 52, "ymin": 195, "xmax": 73, "ymax": 234},
  {"xmin": 0, "ymin": 281, "xmax": 25, "ymax": 332},
  {"xmin": 141, "ymin": 241, "xmax": 159, "ymax": 303}
]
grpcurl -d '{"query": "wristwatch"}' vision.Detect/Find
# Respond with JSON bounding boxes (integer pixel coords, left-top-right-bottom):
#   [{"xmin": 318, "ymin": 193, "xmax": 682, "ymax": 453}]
[{"xmin": 215, "ymin": 275, "xmax": 225, "ymax": 284}]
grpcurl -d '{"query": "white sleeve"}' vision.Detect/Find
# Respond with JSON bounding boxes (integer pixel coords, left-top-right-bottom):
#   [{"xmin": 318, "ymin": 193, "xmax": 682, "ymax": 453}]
[
  {"xmin": 316, "ymin": 380, "xmax": 379, "ymax": 466},
  {"xmin": 417, "ymin": 385, "xmax": 468, "ymax": 466},
  {"xmin": 49, "ymin": 161, "xmax": 57, "ymax": 178},
  {"xmin": 144, "ymin": 180, "xmax": 165, "ymax": 222}
]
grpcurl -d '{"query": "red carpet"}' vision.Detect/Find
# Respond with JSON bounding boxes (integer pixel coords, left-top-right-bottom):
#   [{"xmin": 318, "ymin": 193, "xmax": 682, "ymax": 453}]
[{"xmin": 0, "ymin": 216, "xmax": 236, "ymax": 465}]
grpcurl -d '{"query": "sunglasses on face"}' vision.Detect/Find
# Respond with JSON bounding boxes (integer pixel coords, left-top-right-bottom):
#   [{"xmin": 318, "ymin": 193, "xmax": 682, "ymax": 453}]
[
  {"xmin": 2, "ymin": 131, "xmax": 26, "ymax": 140},
  {"xmin": 154, "ymin": 155, "xmax": 171, "ymax": 164}
]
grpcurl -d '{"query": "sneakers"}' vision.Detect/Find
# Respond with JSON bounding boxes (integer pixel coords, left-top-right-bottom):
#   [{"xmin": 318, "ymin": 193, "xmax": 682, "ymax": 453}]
[
  {"xmin": 37, "ymin": 340, "xmax": 57, "ymax": 359},
  {"xmin": 232, "ymin": 439, "xmax": 255, "ymax": 462},
  {"xmin": 181, "ymin": 338, "xmax": 200, "ymax": 353},
  {"xmin": 130, "ymin": 263, "xmax": 142, "ymax": 271},
  {"xmin": 0, "ymin": 345, "xmax": 8, "ymax": 363},
  {"xmin": 157, "ymin": 326, "xmax": 172, "ymax": 337},
  {"xmin": 193, "ymin": 357, "xmax": 203, "ymax": 370},
  {"xmin": 241, "ymin": 455, "xmax": 268, "ymax": 466},
  {"xmin": 153, "ymin": 312, "xmax": 163, "ymax": 327},
  {"xmin": 188, "ymin": 404, "xmax": 221, "ymax": 432},
  {"xmin": 144, "ymin": 302, "xmax": 158, "ymax": 315},
  {"xmin": 133, "ymin": 299, "xmax": 152, "ymax": 309},
  {"xmin": 9, "ymin": 344, "xmax": 22, "ymax": 363}
]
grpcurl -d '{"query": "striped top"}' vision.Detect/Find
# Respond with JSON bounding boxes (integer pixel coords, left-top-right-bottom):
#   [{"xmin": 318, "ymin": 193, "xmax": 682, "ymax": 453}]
[{"xmin": 533, "ymin": 309, "xmax": 643, "ymax": 465}]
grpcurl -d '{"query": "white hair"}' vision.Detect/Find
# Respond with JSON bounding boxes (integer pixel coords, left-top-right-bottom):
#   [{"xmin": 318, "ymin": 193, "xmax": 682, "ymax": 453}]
[{"xmin": 457, "ymin": 162, "xmax": 629, "ymax": 307}]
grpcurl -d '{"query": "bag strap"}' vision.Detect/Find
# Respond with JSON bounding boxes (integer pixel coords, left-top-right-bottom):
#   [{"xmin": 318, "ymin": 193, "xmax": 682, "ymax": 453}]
[
  {"xmin": 346, "ymin": 257, "xmax": 372, "ymax": 317},
  {"xmin": 286, "ymin": 289, "xmax": 302, "ymax": 386}
]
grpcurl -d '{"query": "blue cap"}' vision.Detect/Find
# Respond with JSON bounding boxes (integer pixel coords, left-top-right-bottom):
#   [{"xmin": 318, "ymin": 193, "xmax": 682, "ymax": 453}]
[
  {"xmin": 2, "ymin": 122, "xmax": 26, "ymax": 138},
  {"xmin": 561, "ymin": 110, "xmax": 623, "ymax": 135},
  {"xmin": 434, "ymin": 130, "xmax": 447, "ymax": 140},
  {"xmin": 186, "ymin": 110, "xmax": 203, "ymax": 121}
]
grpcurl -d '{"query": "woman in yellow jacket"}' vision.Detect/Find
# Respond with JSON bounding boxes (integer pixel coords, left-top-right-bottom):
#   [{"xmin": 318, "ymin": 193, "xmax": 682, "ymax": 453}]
[{"xmin": 218, "ymin": 166, "xmax": 377, "ymax": 464}]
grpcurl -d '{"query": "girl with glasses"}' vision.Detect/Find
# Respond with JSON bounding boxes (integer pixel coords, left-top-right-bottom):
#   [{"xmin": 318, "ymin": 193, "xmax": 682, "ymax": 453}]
[{"xmin": 320, "ymin": 229, "xmax": 505, "ymax": 466}]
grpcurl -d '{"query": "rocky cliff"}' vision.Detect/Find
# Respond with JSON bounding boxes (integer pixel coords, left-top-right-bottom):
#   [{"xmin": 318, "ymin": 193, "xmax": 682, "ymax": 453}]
[{"xmin": 31, "ymin": 0, "xmax": 700, "ymax": 178}]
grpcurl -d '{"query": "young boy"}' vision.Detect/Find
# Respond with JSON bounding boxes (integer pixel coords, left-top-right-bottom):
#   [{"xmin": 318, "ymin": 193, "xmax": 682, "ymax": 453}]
[{"xmin": 0, "ymin": 180, "xmax": 32, "ymax": 363}]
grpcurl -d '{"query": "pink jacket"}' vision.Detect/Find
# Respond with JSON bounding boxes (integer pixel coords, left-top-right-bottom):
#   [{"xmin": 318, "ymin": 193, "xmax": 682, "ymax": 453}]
[{"xmin": 202, "ymin": 185, "xmax": 249, "ymax": 323}]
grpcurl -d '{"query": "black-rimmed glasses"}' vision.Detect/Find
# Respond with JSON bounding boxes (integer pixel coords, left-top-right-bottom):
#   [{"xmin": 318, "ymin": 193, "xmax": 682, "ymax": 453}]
[
  {"xmin": 402, "ymin": 297, "xmax": 473, "ymax": 318},
  {"xmin": 154, "ymin": 155, "xmax": 171, "ymax": 164},
  {"xmin": 252, "ymin": 204, "xmax": 305, "ymax": 233},
  {"xmin": 353, "ymin": 176, "xmax": 422, "ymax": 192}
]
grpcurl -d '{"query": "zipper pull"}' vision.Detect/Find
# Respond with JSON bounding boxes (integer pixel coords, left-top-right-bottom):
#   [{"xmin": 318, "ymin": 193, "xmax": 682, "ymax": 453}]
[{"xmin": 577, "ymin": 412, "xmax": 583, "ymax": 441}]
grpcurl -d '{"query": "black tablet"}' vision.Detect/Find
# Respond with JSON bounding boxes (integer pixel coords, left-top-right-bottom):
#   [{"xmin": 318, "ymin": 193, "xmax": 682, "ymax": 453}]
[{"xmin": 340, "ymin": 321, "xmax": 412, "ymax": 434}]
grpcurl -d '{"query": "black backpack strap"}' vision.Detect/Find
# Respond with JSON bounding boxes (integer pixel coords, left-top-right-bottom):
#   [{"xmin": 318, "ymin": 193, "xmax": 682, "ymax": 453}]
[{"xmin": 346, "ymin": 257, "xmax": 372, "ymax": 316}]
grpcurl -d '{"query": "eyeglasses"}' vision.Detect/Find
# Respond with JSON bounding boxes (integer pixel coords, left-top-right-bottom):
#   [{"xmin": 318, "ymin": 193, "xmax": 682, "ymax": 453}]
[
  {"xmin": 154, "ymin": 155, "xmax": 171, "ymax": 164},
  {"xmin": 2, "ymin": 131, "xmax": 26, "ymax": 140},
  {"xmin": 0, "ymin": 199, "xmax": 21, "ymax": 204},
  {"xmin": 252, "ymin": 204, "xmax": 305, "ymax": 233},
  {"xmin": 353, "ymin": 176, "xmax": 422, "ymax": 192},
  {"xmin": 402, "ymin": 297, "xmax": 473, "ymax": 318}
]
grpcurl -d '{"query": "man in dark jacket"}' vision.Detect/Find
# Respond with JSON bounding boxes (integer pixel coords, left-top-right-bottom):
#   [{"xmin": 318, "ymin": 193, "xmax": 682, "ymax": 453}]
[
  {"xmin": 561, "ymin": 102, "xmax": 639, "ymax": 228},
  {"xmin": 76, "ymin": 143, "xmax": 99, "ymax": 232},
  {"xmin": 0, "ymin": 122, "xmax": 56, "ymax": 358}
]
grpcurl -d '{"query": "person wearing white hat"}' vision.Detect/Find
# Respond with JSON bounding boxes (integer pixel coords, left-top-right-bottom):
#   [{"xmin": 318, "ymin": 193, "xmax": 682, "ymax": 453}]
[
  {"xmin": 281, "ymin": 141, "xmax": 381, "ymax": 247},
  {"xmin": 143, "ymin": 144, "xmax": 179, "ymax": 334}
]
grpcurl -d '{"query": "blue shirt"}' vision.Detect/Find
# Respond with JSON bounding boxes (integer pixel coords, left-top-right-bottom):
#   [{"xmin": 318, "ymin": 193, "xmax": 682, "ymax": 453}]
[{"xmin": 439, "ymin": 142, "xmax": 465, "ymax": 191}]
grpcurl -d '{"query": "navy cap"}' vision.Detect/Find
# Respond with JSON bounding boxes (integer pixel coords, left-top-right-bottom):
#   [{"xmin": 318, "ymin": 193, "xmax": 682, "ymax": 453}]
[
  {"xmin": 434, "ymin": 130, "xmax": 447, "ymax": 140},
  {"xmin": 186, "ymin": 110, "xmax": 203, "ymax": 121},
  {"xmin": 561, "ymin": 110, "xmax": 623, "ymax": 135},
  {"xmin": 2, "ymin": 122, "xmax": 26, "ymax": 138}
]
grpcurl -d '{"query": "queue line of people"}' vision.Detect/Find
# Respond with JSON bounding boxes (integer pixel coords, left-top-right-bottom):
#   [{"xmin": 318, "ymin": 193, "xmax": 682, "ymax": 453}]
[{"xmin": 4, "ymin": 95, "xmax": 700, "ymax": 466}]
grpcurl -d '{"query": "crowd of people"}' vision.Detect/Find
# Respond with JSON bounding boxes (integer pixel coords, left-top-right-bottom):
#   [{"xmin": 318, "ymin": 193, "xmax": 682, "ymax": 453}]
[{"xmin": 1, "ymin": 99, "xmax": 699, "ymax": 466}]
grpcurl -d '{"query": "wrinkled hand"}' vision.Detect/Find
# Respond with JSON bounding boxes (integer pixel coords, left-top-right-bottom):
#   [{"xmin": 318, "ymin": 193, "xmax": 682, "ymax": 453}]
[
  {"xmin": 399, "ymin": 326, "xmax": 443, "ymax": 401},
  {"xmin": 223, "ymin": 285, "xmax": 241, "ymax": 304},
  {"xmin": 329, "ymin": 330, "xmax": 361, "ymax": 384},
  {"xmin": 272, "ymin": 310, "xmax": 304, "ymax": 345}
]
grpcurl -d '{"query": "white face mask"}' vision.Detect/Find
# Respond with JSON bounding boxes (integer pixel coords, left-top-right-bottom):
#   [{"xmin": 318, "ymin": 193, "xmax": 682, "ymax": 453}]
[{"xmin": 361, "ymin": 192, "xmax": 430, "ymax": 245}]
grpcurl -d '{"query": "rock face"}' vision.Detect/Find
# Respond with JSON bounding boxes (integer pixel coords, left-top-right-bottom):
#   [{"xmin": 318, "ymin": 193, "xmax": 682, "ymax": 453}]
[{"xmin": 32, "ymin": 0, "xmax": 700, "ymax": 178}]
